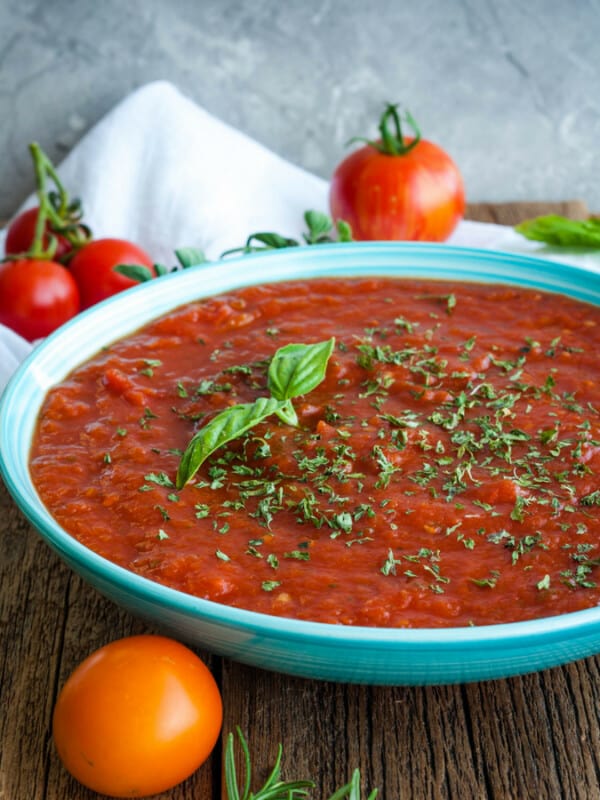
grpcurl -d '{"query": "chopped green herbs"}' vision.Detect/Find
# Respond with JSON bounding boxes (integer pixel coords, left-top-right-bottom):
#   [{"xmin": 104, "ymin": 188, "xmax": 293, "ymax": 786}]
[{"xmin": 261, "ymin": 580, "xmax": 281, "ymax": 592}]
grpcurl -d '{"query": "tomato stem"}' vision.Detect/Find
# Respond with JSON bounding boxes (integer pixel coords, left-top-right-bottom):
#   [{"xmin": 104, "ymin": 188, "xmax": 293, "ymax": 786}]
[
  {"xmin": 346, "ymin": 103, "xmax": 422, "ymax": 157},
  {"xmin": 28, "ymin": 143, "xmax": 56, "ymax": 259},
  {"xmin": 30, "ymin": 143, "xmax": 75, "ymax": 233},
  {"xmin": 377, "ymin": 103, "xmax": 421, "ymax": 156},
  {"xmin": 25, "ymin": 142, "xmax": 92, "ymax": 261},
  {"xmin": 39, "ymin": 150, "xmax": 70, "ymax": 217}
]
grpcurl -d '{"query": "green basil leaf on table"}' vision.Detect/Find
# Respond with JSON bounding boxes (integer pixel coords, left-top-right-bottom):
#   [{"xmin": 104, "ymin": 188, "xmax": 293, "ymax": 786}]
[{"xmin": 515, "ymin": 214, "xmax": 600, "ymax": 247}]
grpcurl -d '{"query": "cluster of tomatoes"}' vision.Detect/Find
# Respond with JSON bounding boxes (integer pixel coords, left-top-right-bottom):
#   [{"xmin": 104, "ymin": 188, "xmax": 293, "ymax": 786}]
[
  {"xmin": 2, "ymin": 107, "xmax": 464, "ymax": 344},
  {"xmin": 0, "ymin": 144, "xmax": 155, "ymax": 341}
]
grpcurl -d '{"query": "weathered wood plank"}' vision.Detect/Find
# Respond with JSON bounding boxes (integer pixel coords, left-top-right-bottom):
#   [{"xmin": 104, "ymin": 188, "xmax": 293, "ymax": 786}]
[
  {"xmin": 222, "ymin": 659, "xmax": 600, "ymax": 799},
  {"xmin": 465, "ymin": 199, "xmax": 589, "ymax": 226}
]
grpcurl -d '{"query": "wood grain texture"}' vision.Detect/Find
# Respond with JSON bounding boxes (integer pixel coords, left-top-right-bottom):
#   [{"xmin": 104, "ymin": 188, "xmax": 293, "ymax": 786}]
[
  {"xmin": 2, "ymin": 200, "xmax": 599, "ymax": 800},
  {"xmin": 465, "ymin": 200, "xmax": 589, "ymax": 226}
]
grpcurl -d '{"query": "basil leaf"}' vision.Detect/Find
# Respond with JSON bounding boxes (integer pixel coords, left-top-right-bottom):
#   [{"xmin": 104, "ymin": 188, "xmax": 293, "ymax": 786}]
[
  {"xmin": 221, "ymin": 232, "xmax": 300, "ymax": 257},
  {"xmin": 249, "ymin": 232, "xmax": 300, "ymax": 250},
  {"xmin": 267, "ymin": 338, "xmax": 335, "ymax": 402},
  {"xmin": 303, "ymin": 209, "xmax": 334, "ymax": 243},
  {"xmin": 113, "ymin": 264, "xmax": 155, "ymax": 282},
  {"xmin": 274, "ymin": 398, "xmax": 299, "ymax": 427},
  {"xmin": 176, "ymin": 396, "xmax": 283, "ymax": 488},
  {"xmin": 515, "ymin": 215, "xmax": 600, "ymax": 248},
  {"xmin": 177, "ymin": 338, "xmax": 335, "ymax": 487},
  {"xmin": 175, "ymin": 247, "xmax": 208, "ymax": 268}
]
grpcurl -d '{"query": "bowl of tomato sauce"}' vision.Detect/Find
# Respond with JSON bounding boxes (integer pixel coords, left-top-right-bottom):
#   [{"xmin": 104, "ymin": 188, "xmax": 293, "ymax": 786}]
[{"xmin": 2, "ymin": 242, "xmax": 600, "ymax": 685}]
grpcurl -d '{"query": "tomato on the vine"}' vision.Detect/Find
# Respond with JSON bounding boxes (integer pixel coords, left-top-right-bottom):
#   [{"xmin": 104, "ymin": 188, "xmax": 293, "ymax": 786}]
[
  {"xmin": 329, "ymin": 104, "xmax": 465, "ymax": 242},
  {"xmin": 52, "ymin": 635, "xmax": 223, "ymax": 798},
  {"xmin": 5, "ymin": 145, "xmax": 92, "ymax": 263},
  {"xmin": 69, "ymin": 238, "xmax": 155, "ymax": 308},
  {"xmin": 5, "ymin": 207, "xmax": 74, "ymax": 262},
  {"xmin": 0, "ymin": 258, "xmax": 80, "ymax": 341}
]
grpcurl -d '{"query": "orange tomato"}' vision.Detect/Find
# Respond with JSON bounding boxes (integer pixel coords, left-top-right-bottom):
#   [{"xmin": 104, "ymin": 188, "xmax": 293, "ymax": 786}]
[{"xmin": 52, "ymin": 635, "xmax": 222, "ymax": 797}]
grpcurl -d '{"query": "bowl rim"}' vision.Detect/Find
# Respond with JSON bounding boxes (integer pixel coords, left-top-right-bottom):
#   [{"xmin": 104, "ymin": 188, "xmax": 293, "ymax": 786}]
[{"xmin": 3, "ymin": 240, "xmax": 600, "ymax": 650}]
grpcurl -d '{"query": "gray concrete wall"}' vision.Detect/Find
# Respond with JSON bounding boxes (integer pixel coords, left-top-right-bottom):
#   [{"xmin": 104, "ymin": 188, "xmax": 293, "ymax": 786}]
[{"xmin": 1, "ymin": 0, "xmax": 599, "ymax": 219}]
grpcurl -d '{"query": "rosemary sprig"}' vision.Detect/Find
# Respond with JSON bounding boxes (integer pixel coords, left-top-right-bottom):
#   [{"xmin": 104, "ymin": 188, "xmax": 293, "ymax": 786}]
[
  {"xmin": 328, "ymin": 769, "xmax": 379, "ymax": 800},
  {"xmin": 224, "ymin": 728, "xmax": 379, "ymax": 799}
]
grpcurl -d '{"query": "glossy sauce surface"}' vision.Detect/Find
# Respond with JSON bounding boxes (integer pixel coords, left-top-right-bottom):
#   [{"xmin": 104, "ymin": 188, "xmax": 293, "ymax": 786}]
[{"xmin": 30, "ymin": 277, "xmax": 600, "ymax": 627}]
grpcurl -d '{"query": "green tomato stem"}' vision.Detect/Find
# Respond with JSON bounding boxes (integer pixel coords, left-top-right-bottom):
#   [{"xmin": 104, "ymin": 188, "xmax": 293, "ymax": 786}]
[
  {"xmin": 24, "ymin": 142, "xmax": 92, "ymax": 261},
  {"xmin": 345, "ymin": 103, "xmax": 423, "ymax": 157},
  {"xmin": 30, "ymin": 143, "xmax": 75, "ymax": 232},
  {"xmin": 28, "ymin": 143, "xmax": 56, "ymax": 259},
  {"xmin": 376, "ymin": 103, "xmax": 421, "ymax": 156}
]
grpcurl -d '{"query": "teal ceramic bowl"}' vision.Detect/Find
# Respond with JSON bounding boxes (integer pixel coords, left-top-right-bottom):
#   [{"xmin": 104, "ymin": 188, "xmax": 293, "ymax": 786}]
[{"xmin": 2, "ymin": 242, "xmax": 600, "ymax": 685}]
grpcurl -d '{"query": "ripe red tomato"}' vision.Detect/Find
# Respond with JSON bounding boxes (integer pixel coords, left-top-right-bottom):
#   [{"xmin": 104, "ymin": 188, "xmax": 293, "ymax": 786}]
[
  {"xmin": 0, "ymin": 258, "xmax": 80, "ymax": 340},
  {"xmin": 329, "ymin": 105, "xmax": 465, "ymax": 242},
  {"xmin": 4, "ymin": 207, "xmax": 73, "ymax": 262},
  {"xmin": 52, "ymin": 635, "xmax": 223, "ymax": 798},
  {"xmin": 69, "ymin": 238, "xmax": 154, "ymax": 309}
]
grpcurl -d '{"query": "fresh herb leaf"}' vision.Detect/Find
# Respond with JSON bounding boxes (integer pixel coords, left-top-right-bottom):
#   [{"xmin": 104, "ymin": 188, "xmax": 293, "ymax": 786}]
[
  {"xmin": 175, "ymin": 247, "xmax": 208, "ymax": 267},
  {"xmin": 303, "ymin": 209, "xmax": 335, "ymax": 243},
  {"xmin": 337, "ymin": 218, "xmax": 353, "ymax": 242},
  {"xmin": 515, "ymin": 215, "xmax": 600, "ymax": 248},
  {"xmin": 537, "ymin": 574, "xmax": 551, "ymax": 591},
  {"xmin": 274, "ymin": 398, "xmax": 299, "ymax": 427},
  {"xmin": 222, "ymin": 210, "xmax": 353, "ymax": 257},
  {"xmin": 222, "ymin": 232, "xmax": 300, "ymax": 257},
  {"xmin": 113, "ymin": 263, "xmax": 156, "ymax": 282},
  {"xmin": 176, "ymin": 397, "xmax": 282, "ymax": 488},
  {"xmin": 144, "ymin": 471, "xmax": 174, "ymax": 487},
  {"xmin": 581, "ymin": 490, "xmax": 600, "ymax": 506},
  {"xmin": 261, "ymin": 580, "xmax": 281, "ymax": 592},
  {"xmin": 177, "ymin": 339, "xmax": 335, "ymax": 487},
  {"xmin": 268, "ymin": 339, "xmax": 335, "ymax": 403},
  {"xmin": 303, "ymin": 209, "xmax": 354, "ymax": 244}
]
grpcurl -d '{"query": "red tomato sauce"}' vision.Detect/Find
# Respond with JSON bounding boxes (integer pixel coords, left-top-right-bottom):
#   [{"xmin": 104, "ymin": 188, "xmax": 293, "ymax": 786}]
[{"xmin": 30, "ymin": 277, "xmax": 600, "ymax": 627}]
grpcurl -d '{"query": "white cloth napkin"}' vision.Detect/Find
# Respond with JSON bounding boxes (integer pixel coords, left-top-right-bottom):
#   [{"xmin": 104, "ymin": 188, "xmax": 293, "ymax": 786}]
[{"xmin": 1, "ymin": 80, "xmax": 599, "ymax": 395}]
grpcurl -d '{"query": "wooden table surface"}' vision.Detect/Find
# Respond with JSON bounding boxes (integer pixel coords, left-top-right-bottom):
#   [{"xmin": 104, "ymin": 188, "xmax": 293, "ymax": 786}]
[{"xmin": 2, "ymin": 199, "xmax": 600, "ymax": 800}]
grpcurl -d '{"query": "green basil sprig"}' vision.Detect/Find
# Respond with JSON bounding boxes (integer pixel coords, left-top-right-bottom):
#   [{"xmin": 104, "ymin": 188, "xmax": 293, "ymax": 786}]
[
  {"xmin": 115, "ymin": 247, "xmax": 208, "ymax": 283},
  {"xmin": 176, "ymin": 338, "xmax": 335, "ymax": 488},
  {"xmin": 515, "ymin": 215, "xmax": 600, "ymax": 248},
  {"xmin": 114, "ymin": 212, "xmax": 353, "ymax": 284},
  {"xmin": 221, "ymin": 210, "xmax": 352, "ymax": 257}
]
